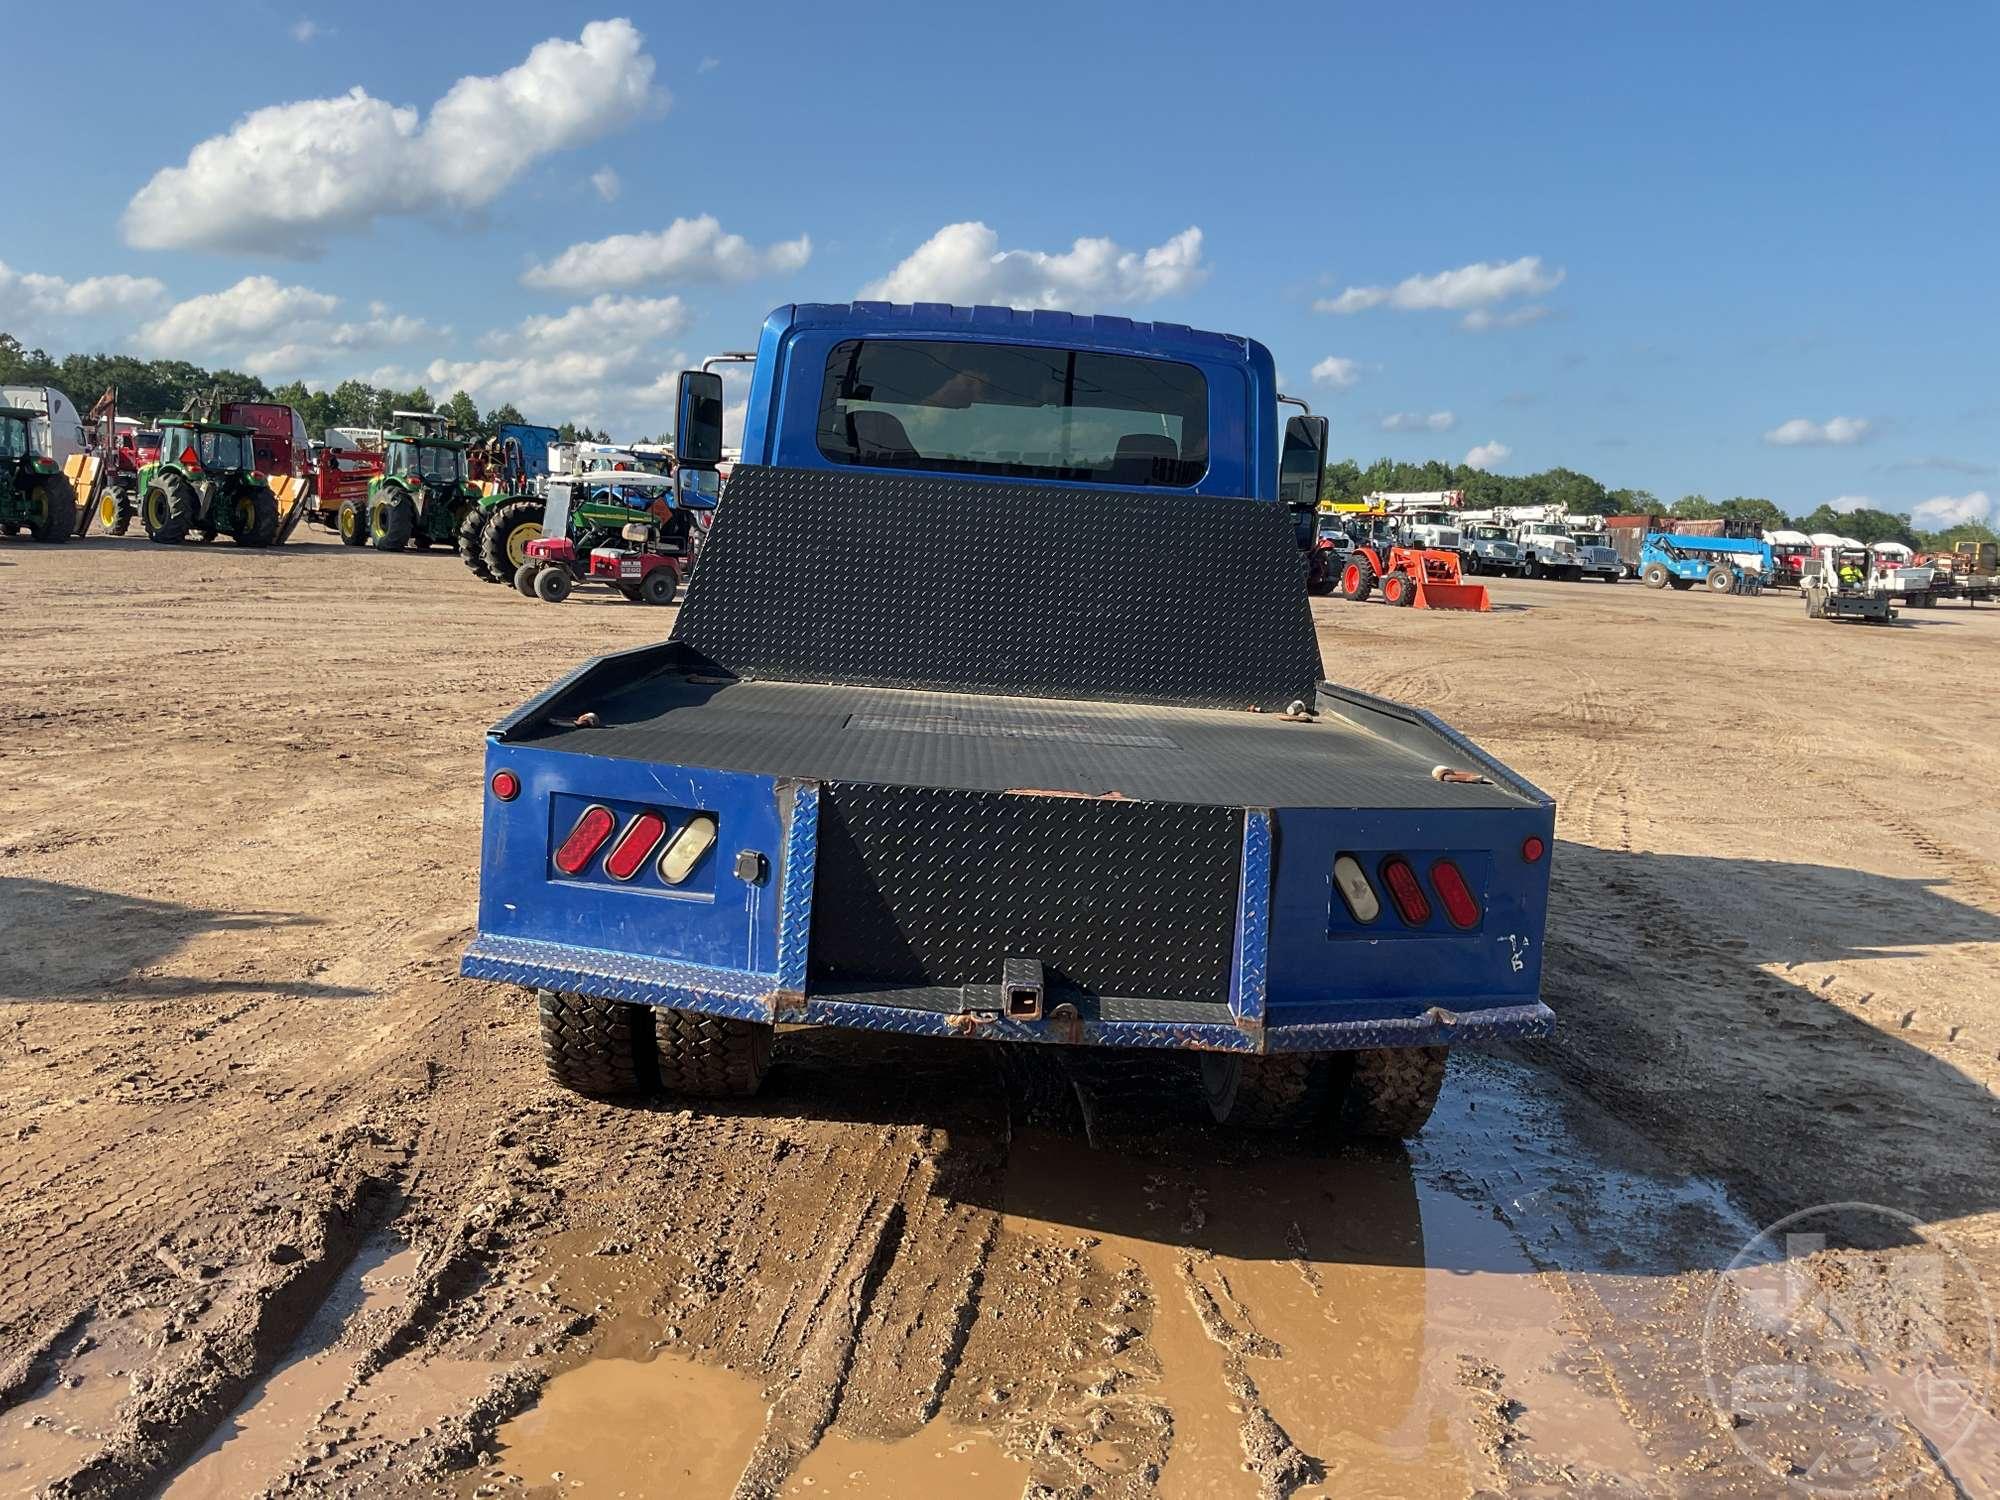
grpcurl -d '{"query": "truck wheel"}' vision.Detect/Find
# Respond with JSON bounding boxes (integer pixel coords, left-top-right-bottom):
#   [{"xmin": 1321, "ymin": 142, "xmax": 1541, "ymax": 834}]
[
  {"xmin": 336, "ymin": 497, "xmax": 369, "ymax": 546},
  {"xmin": 514, "ymin": 561, "xmax": 542, "ymax": 598},
  {"xmin": 1199, "ymin": 1052, "xmax": 1326, "ymax": 1130},
  {"xmin": 538, "ymin": 990, "xmax": 658, "ymax": 1098},
  {"xmin": 228, "ymin": 490, "xmax": 280, "ymax": 547},
  {"xmin": 638, "ymin": 567, "xmax": 678, "ymax": 605},
  {"xmin": 1335, "ymin": 1047, "xmax": 1447, "ymax": 1139},
  {"xmin": 1340, "ymin": 555, "xmax": 1376, "ymax": 602},
  {"xmin": 370, "ymin": 491, "xmax": 415, "ymax": 552},
  {"xmin": 1706, "ymin": 564, "xmax": 1735, "ymax": 593},
  {"xmin": 458, "ymin": 506, "xmax": 497, "ymax": 580},
  {"xmin": 26, "ymin": 475, "xmax": 77, "ymax": 543},
  {"xmin": 655, "ymin": 1008, "xmax": 773, "ymax": 1098},
  {"xmin": 1382, "ymin": 571, "xmax": 1415, "ymax": 606},
  {"xmin": 142, "ymin": 474, "xmax": 197, "ymax": 544},
  {"xmin": 534, "ymin": 565, "xmax": 573, "ymax": 603},
  {"xmin": 482, "ymin": 498, "xmax": 546, "ymax": 579}
]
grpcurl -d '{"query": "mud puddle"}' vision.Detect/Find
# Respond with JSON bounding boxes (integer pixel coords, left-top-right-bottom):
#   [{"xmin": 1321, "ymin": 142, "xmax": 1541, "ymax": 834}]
[{"xmin": 1, "ymin": 1307, "xmax": 165, "ymax": 1494}]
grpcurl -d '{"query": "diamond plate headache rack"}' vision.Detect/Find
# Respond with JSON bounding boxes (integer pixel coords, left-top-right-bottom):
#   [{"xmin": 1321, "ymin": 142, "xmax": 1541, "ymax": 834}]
[{"xmin": 672, "ymin": 465, "xmax": 1323, "ymax": 711}]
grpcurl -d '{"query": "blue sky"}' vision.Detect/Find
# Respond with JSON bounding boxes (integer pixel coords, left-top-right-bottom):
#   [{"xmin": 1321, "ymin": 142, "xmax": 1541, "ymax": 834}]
[{"xmin": 3, "ymin": 1, "xmax": 1994, "ymax": 527}]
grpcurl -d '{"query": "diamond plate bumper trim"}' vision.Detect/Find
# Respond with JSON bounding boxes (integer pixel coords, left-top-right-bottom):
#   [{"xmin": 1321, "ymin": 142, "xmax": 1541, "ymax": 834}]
[
  {"xmin": 460, "ymin": 934, "xmax": 775, "ymax": 1022},
  {"xmin": 1262, "ymin": 1001, "xmax": 1555, "ymax": 1052}
]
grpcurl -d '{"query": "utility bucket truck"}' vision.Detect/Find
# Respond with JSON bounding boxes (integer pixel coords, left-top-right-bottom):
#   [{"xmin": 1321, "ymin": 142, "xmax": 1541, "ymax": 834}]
[{"xmin": 461, "ymin": 304, "xmax": 1553, "ymax": 1140}]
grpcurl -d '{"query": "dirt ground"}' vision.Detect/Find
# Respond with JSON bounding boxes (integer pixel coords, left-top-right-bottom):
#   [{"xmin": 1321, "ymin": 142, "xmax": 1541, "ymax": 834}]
[{"xmin": 3, "ymin": 533, "xmax": 1998, "ymax": 1500}]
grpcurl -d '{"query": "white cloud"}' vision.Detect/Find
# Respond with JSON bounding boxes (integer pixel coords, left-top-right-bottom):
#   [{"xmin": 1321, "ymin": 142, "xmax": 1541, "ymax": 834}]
[
  {"xmin": 524, "ymin": 214, "xmax": 810, "ymax": 291},
  {"xmin": 1464, "ymin": 440, "xmax": 1512, "ymax": 471},
  {"xmin": 1461, "ymin": 304, "xmax": 1551, "ymax": 333},
  {"xmin": 1316, "ymin": 256, "xmax": 1563, "ymax": 316},
  {"xmin": 1310, "ymin": 356, "xmax": 1360, "ymax": 390},
  {"xmin": 1909, "ymin": 491, "xmax": 1993, "ymax": 529},
  {"xmin": 139, "ymin": 276, "xmax": 339, "ymax": 354},
  {"xmin": 861, "ymin": 223, "xmax": 1206, "ymax": 310},
  {"xmin": 589, "ymin": 166, "xmax": 621, "ymax": 203},
  {"xmin": 1765, "ymin": 416, "xmax": 1872, "ymax": 446},
  {"xmin": 1825, "ymin": 494, "xmax": 1873, "ymax": 513},
  {"xmin": 123, "ymin": 19, "xmax": 663, "ymax": 256},
  {"xmin": 697, "ymin": 56, "xmax": 721, "ymax": 73},
  {"xmin": 423, "ymin": 295, "xmax": 694, "ymax": 431},
  {"xmin": 1382, "ymin": 410, "xmax": 1457, "ymax": 433},
  {"xmin": 507, "ymin": 294, "xmax": 691, "ymax": 350},
  {"xmin": 0, "ymin": 260, "xmax": 165, "ymax": 323},
  {"xmin": 290, "ymin": 18, "xmax": 320, "ymax": 42}
]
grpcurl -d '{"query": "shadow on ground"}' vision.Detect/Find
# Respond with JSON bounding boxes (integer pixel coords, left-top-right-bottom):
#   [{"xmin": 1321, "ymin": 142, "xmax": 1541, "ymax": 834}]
[{"xmin": 0, "ymin": 877, "xmax": 369, "ymax": 1001}]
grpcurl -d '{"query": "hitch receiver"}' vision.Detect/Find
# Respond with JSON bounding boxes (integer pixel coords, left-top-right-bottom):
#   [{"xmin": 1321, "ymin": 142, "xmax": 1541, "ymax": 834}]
[{"xmin": 1002, "ymin": 958, "xmax": 1045, "ymax": 1020}]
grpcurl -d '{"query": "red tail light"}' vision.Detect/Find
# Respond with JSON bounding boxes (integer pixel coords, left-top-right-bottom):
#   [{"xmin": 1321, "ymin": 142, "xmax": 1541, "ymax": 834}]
[
  {"xmin": 490, "ymin": 769, "xmax": 520, "ymax": 801},
  {"xmin": 1429, "ymin": 859, "xmax": 1481, "ymax": 928},
  {"xmin": 1522, "ymin": 836, "xmax": 1546, "ymax": 863},
  {"xmin": 604, "ymin": 812, "xmax": 668, "ymax": 881},
  {"xmin": 1379, "ymin": 857, "xmax": 1431, "ymax": 926},
  {"xmin": 553, "ymin": 805, "xmax": 616, "ymax": 875}
]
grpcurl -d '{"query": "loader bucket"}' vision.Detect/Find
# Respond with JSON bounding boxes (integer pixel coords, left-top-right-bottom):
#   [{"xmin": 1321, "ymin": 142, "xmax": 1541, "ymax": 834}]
[
  {"xmin": 1412, "ymin": 577, "xmax": 1491, "ymax": 611},
  {"xmin": 270, "ymin": 475, "xmax": 311, "ymax": 543},
  {"xmin": 64, "ymin": 454, "xmax": 101, "ymax": 537}
]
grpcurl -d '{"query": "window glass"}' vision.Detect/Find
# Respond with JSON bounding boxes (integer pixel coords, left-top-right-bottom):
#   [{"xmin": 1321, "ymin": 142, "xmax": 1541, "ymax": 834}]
[
  {"xmin": 0, "ymin": 417, "xmax": 27, "ymax": 459},
  {"xmin": 817, "ymin": 338, "xmax": 1208, "ymax": 486},
  {"xmin": 418, "ymin": 445, "xmax": 463, "ymax": 481},
  {"xmin": 197, "ymin": 430, "xmax": 247, "ymax": 469}
]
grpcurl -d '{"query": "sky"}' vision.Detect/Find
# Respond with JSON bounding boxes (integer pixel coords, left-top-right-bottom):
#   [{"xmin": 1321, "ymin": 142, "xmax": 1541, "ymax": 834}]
[{"xmin": 3, "ymin": 1, "xmax": 1995, "ymax": 528}]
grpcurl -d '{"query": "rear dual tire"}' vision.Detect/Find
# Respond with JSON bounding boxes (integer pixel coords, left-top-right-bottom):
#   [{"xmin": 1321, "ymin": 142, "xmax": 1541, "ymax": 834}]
[
  {"xmin": 537, "ymin": 991, "xmax": 771, "ymax": 1100},
  {"xmin": 1200, "ymin": 1046, "xmax": 1448, "ymax": 1140}
]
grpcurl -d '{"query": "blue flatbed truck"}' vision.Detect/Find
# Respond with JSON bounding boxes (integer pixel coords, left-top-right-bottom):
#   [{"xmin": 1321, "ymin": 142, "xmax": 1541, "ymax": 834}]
[{"xmin": 462, "ymin": 302, "xmax": 1556, "ymax": 1138}]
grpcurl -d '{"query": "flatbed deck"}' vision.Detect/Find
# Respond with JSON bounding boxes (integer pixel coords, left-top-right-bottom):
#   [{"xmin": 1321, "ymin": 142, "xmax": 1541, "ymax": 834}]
[{"xmin": 505, "ymin": 664, "xmax": 1533, "ymax": 811}]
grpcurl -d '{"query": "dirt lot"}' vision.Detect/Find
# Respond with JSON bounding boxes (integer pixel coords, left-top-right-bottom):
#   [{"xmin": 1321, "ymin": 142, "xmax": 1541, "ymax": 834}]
[{"xmin": 3, "ymin": 534, "xmax": 1998, "ymax": 1499}]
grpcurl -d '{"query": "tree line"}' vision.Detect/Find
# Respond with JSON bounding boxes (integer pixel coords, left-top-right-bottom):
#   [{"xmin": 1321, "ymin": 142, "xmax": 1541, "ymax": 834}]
[
  {"xmin": 0, "ymin": 333, "xmax": 611, "ymax": 445},
  {"xmin": 1324, "ymin": 456, "xmax": 1994, "ymax": 551}
]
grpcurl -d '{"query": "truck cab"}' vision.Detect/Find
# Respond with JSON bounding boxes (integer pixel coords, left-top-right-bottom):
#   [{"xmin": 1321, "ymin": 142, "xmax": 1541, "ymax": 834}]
[
  {"xmin": 1512, "ymin": 522, "xmax": 1582, "ymax": 581},
  {"xmin": 462, "ymin": 302, "xmax": 1553, "ymax": 1141},
  {"xmin": 1566, "ymin": 529, "xmax": 1625, "ymax": 583}
]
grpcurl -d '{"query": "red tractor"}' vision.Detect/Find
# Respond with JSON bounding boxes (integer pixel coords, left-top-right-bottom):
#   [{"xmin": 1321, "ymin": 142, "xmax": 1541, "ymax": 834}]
[{"xmin": 1336, "ymin": 542, "xmax": 1490, "ymax": 611}]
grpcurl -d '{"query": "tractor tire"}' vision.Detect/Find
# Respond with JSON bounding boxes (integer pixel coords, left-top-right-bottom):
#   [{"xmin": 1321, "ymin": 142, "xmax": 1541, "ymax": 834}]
[
  {"xmin": 411, "ymin": 533, "xmax": 433, "ymax": 550},
  {"xmin": 0, "ymin": 523, "xmax": 15, "ymax": 535},
  {"xmin": 99, "ymin": 486, "xmax": 135, "ymax": 536},
  {"xmin": 654, "ymin": 1008, "xmax": 773, "ymax": 1098},
  {"xmin": 538, "ymin": 990, "xmax": 658, "ymax": 1099},
  {"xmin": 1199, "ymin": 1052, "xmax": 1327, "ymax": 1131},
  {"xmin": 534, "ymin": 565, "xmax": 573, "ymax": 603},
  {"xmin": 1340, "ymin": 554, "xmax": 1376, "ymax": 603},
  {"xmin": 26, "ymin": 474, "xmax": 77, "ymax": 544},
  {"xmin": 638, "ymin": 567, "xmax": 678, "ymax": 606},
  {"xmin": 142, "ymin": 473, "xmax": 197, "ymax": 544},
  {"xmin": 369, "ymin": 491, "xmax": 415, "ymax": 552},
  {"xmin": 1334, "ymin": 1046, "xmax": 1448, "ymax": 1139},
  {"xmin": 1382, "ymin": 571, "xmax": 1416, "ymax": 606},
  {"xmin": 228, "ymin": 490, "xmax": 281, "ymax": 547},
  {"xmin": 482, "ymin": 498, "xmax": 546, "ymax": 580},
  {"xmin": 457, "ymin": 506, "xmax": 498, "ymax": 581},
  {"xmin": 336, "ymin": 497, "xmax": 369, "ymax": 546},
  {"xmin": 514, "ymin": 561, "xmax": 543, "ymax": 598},
  {"xmin": 1706, "ymin": 564, "xmax": 1735, "ymax": 594}
]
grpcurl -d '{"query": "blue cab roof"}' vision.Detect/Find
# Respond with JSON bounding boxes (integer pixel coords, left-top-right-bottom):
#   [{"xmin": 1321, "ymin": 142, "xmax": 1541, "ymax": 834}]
[{"xmin": 780, "ymin": 302, "xmax": 1259, "ymax": 366}]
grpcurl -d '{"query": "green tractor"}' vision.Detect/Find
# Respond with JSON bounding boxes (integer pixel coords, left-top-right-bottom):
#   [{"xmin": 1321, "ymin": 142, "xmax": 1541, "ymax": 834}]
[
  {"xmin": 460, "ymin": 475, "xmax": 687, "ymax": 584},
  {"xmin": 139, "ymin": 419, "xmax": 280, "ymax": 546},
  {"xmin": 0, "ymin": 406, "xmax": 78, "ymax": 543},
  {"xmin": 349, "ymin": 423, "xmax": 481, "ymax": 553}
]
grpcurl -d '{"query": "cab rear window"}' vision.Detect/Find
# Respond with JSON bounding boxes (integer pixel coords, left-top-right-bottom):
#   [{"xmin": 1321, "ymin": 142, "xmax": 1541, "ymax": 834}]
[{"xmin": 816, "ymin": 338, "xmax": 1208, "ymax": 486}]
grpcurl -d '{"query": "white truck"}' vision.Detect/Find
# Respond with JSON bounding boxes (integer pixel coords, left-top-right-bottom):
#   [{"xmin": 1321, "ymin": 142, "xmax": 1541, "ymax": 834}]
[
  {"xmin": 1511, "ymin": 519, "xmax": 1583, "ymax": 580},
  {"xmin": 1371, "ymin": 491, "xmax": 1465, "ymax": 552},
  {"xmin": 1458, "ymin": 522, "xmax": 1523, "ymax": 575},
  {"xmin": 1565, "ymin": 526, "xmax": 1625, "ymax": 582}
]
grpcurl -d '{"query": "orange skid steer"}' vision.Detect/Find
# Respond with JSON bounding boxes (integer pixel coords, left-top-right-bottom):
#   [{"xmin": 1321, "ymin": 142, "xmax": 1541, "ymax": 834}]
[{"xmin": 1337, "ymin": 545, "xmax": 1491, "ymax": 611}]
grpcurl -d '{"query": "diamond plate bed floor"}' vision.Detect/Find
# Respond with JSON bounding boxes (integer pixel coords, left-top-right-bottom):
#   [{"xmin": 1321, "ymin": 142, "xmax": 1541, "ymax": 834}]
[{"xmin": 508, "ymin": 670, "xmax": 1529, "ymax": 810}]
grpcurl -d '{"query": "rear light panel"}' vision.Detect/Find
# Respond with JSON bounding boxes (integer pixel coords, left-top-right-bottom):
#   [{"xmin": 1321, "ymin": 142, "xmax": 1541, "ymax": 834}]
[{"xmin": 543, "ymin": 795, "xmax": 721, "ymax": 892}]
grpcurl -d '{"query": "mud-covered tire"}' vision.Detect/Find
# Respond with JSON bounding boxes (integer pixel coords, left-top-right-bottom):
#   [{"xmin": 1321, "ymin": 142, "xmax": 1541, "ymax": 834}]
[
  {"xmin": 25, "ymin": 474, "xmax": 77, "ymax": 543},
  {"xmin": 654, "ymin": 1008, "xmax": 772, "ymax": 1098},
  {"xmin": 142, "ymin": 472, "xmax": 197, "ymax": 544},
  {"xmin": 336, "ymin": 497, "xmax": 368, "ymax": 546},
  {"xmin": 533, "ymin": 565, "xmax": 573, "ymax": 603},
  {"xmin": 482, "ymin": 497, "xmax": 546, "ymax": 580},
  {"xmin": 457, "ymin": 505, "xmax": 497, "ymax": 580},
  {"xmin": 228, "ymin": 489, "xmax": 281, "ymax": 547},
  {"xmin": 1335, "ymin": 1047, "xmax": 1448, "ymax": 1139},
  {"xmin": 1199, "ymin": 1052, "xmax": 1327, "ymax": 1131},
  {"xmin": 1340, "ymin": 554, "xmax": 1376, "ymax": 603},
  {"xmin": 369, "ymin": 490, "xmax": 415, "ymax": 552},
  {"xmin": 538, "ymin": 990, "xmax": 658, "ymax": 1098}
]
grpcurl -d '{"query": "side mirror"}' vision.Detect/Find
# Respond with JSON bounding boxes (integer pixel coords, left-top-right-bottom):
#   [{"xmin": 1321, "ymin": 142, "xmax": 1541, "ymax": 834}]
[
  {"xmin": 675, "ymin": 370, "xmax": 725, "ymax": 467},
  {"xmin": 1279, "ymin": 414, "xmax": 1329, "ymax": 508}
]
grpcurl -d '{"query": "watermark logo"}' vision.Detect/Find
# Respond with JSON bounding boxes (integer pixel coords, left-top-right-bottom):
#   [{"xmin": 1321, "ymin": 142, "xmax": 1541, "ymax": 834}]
[{"xmin": 1702, "ymin": 1202, "xmax": 1997, "ymax": 1495}]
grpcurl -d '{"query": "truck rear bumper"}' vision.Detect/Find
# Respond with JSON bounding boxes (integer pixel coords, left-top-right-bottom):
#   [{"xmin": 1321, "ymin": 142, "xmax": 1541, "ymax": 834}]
[{"xmin": 460, "ymin": 931, "xmax": 1554, "ymax": 1053}]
